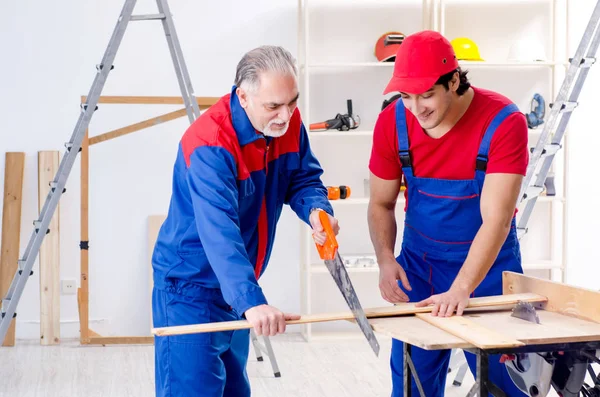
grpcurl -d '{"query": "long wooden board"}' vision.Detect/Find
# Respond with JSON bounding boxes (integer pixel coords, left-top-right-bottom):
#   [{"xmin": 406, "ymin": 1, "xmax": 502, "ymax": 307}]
[
  {"xmin": 415, "ymin": 313, "xmax": 524, "ymax": 349},
  {"xmin": 1, "ymin": 152, "xmax": 25, "ymax": 346},
  {"xmin": 369, "ymin": 316, "xmax": 471, "ymax": 350},
  {"xmin": 152, "ymin": 292, "xmax": 547, "ymax": 336},
  {"xmin": 80, "ymin": 95, "xmax": 220, "ymax": 106},
  {"xmin": 503, "ymin": 271, "xmax": 600, "ymax": 323},
  {"xmin": 38, "ymin": 151, "xmax": 61, "ymax": 345}
]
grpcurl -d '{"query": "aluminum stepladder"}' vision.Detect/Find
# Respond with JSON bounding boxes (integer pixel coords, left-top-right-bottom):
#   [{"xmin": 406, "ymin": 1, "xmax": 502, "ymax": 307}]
[
  {"xmin": 0, "ymin": 0, "xmax": 281, "ymax": 377},
  {"xmin": 517, "ymin": 0, "xmax": 600, "ymax": 239}
]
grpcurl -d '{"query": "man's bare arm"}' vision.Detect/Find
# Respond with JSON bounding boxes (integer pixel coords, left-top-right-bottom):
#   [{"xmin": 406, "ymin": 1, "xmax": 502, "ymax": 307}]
[
  {"xmin": 368, "ymin": 172, "xmax": 412, "ymax": 302},
  {"xmin": 368, "ymin": 172, "xmax": 401, "ymax": 263}
]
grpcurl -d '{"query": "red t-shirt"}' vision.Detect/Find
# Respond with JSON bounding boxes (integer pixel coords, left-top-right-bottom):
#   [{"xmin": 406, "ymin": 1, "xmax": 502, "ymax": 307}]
[{"xmin": 369, "ymin": 87, "xmax": 529, "ymax": 207}]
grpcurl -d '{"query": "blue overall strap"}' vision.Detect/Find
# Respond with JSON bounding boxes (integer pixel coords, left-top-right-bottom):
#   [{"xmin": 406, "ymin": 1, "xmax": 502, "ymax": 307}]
[
  {"xmin": 395, "ymin": 99, "xmax": 413, "ymax": 179},
  {"xmin": 475, "ymin": 103, "xmax": 520, "ymax": 182}
]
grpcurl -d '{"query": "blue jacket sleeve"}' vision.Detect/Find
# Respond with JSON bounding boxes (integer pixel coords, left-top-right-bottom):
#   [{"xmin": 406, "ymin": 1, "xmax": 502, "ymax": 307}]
[
  {"xmin": 186, "ymin": 146, "xmax": 268, "ymax": 315},
  {"xmin": 285, "ymin": 123, "xmax": 334, "ymax": 224}
]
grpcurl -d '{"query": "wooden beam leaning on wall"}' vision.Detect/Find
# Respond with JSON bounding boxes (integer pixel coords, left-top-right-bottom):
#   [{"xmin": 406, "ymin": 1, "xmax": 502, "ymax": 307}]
[
  {"xmin": 0, "ymin": 152, "xmax": 26, "ymax": 346},
  {"xmin": 38, "ymin": 151, "xmax": 61, "ymax": 345}
]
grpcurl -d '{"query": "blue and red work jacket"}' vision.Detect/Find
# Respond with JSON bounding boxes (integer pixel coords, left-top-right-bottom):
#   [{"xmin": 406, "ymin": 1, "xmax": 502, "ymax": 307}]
[{"xmin": 152, "ymin": 86, "xmax": 333, "ymax": 315}]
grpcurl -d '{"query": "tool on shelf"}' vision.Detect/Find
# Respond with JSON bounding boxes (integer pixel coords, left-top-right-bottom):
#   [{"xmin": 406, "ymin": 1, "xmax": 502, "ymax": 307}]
[
  {"xmin": 314, "ymin": 210, "xmax": 380, "ymax": 356},
  {"xmin": 525, "ymin": 93, "xmax": 546, "ymax": 129},
  {"xmin": 327, "ymin": 185, "xmax": 351, "ymax": 200},
  {"xmin": 309, "ymin": 100, "xmax": 360, "ymax": 132}
]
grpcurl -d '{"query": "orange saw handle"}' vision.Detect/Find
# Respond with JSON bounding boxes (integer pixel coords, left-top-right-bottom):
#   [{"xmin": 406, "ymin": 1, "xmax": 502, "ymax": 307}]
[{"xmin": 315, "ymin": 210, "xmax": 338, "ymax": 261}]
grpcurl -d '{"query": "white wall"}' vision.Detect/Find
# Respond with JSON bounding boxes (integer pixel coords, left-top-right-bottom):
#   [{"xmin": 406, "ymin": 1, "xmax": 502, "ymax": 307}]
[
  {"xmin": 0, "ymin": 0, "xmax": 300, "ymax": 339},
  {"xmin": 564, "ymin": 0, "xmax": 600, "ymax": 291},
  {"xmin": 1, "ymin": 0, "xmax": 599, "ymax": 340}
]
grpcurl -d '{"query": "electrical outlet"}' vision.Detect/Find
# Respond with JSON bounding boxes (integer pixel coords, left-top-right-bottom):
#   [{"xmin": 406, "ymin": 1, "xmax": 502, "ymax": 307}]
[{"xmin": 61, "ymin": 279, "xmax": 77, "ymax": 295}]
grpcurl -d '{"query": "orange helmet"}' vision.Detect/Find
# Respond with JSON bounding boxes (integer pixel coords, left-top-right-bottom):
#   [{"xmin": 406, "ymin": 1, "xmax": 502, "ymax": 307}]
[{"xmin": 374, "ymin": 31, "xmax": 405, "ymax": 62}]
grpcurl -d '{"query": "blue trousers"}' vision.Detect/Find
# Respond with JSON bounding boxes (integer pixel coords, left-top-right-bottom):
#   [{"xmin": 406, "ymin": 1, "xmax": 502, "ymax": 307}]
[
  {"xmin": 390, "ymin": 244, "xmax": 528, "ymax": 397},
  {"xmin": 153, "ymin": 283, "xmax": 251, "ymax": 397}
]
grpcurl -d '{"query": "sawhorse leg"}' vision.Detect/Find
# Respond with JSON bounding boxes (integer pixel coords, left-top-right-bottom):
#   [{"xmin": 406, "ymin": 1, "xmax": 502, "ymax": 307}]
[
  {"xmin": 403, "ymin": 343, "xmax": 426, "ymax": 397},
  {"xmin": 465, "ymin": 349, "xmax": 506, "ymax": 397},
  {"xmin": 250, "ymin": 329, "xmax": 281, "ymax": 378}
]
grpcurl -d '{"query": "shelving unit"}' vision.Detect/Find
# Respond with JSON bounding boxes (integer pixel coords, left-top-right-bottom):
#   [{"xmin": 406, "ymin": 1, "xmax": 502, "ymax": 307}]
[{"xmin": 297, "ymin": 0, "xmax": 570, "ymax": 340}]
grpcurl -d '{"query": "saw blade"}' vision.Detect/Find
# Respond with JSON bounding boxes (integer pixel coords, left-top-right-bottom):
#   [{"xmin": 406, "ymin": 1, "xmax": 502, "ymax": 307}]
[
  {"xmin": 511, "ymin": 301, "xmax": 540, "ymax": 324},
  {"xmin": 324, "ymin": 252, "xmax": 380, "ymax": 356}
]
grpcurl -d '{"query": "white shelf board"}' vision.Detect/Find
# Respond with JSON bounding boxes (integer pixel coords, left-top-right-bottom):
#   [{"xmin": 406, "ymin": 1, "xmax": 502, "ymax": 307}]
[
  {"xmin": 303, "ymin": 61, "xmax": 564, "ymax": 70},
  {"xmin": 306, "ymin": 62, "xmax": 394, "ymax": 68},
  {"xmin": 308, "ymin": 130, "xmax": 373, "ymax": 138},
  {"xmin": 309, "ymin": 260, "xmax": 562, "ymax": 274},
  {"xmin": 309, "ymin": 264, "xmax": 379, "ymax": 274},
  {"xmin": 522, "ymin": 260, "xmax": 563, "ymax": 270},
  {"xmin": 458, "ymin": 60, "xmax": 560, "ymax": 68}
]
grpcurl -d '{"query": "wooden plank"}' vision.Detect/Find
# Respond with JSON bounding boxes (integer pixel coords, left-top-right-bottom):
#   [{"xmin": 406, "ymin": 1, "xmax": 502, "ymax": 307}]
[
  {"xmin": 1, "ymin": 152, "xmax": 25, "ymax": 346},
  {"xmin": 81, "ymin": 95, "xmax": 219, "ymax": 106},
  {"xmin": 38, "ymin": 151, "xmax": 61, "ymax": 345},
  {"xmin": 503, "ymin": 271, "xmax": 600, "ymax": 323},
  {"xmin": 148, "ymin": 215, "xmax": 166, "ymax": 327},
  {"xmin": 369, "ymin": 316, "xmax": 471, "ymax": 350},
  {"xmin": 88, "ymin": 336, "xmax": 154, "ymax": 345},
  {"xmin": 415, "ymin": 313, "xmax": 524, "ymax": 349},
  {"xmin": 152, "ymin": 292, "xmax": 547, "ymax": 336},
  {"xmin": 466, "ymin": 309, "xmax": 600, "ymax": 346},
  {"xmin": 88, "ymin": 109, "xmax": 187, "ymax": 146},
  {"xmin": 78, "ymin": 130, "xmax": 90, "ymax": 342}
]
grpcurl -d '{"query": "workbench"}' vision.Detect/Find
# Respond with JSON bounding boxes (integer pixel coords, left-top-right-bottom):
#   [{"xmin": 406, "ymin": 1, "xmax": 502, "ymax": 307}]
[{"xmin": 368, "ymin": 272, "xmax": 600, "ymax": 397}]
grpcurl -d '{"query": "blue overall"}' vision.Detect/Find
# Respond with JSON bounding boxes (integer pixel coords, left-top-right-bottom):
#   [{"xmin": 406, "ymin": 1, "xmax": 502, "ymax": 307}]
[{"xmin": 390, "ymin": 99, "xmax": 527, "ymax": 397}]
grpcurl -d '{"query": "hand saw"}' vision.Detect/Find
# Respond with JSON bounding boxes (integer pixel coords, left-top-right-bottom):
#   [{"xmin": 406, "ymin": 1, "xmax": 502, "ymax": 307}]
[{"xmin": 314, "ymin": 210, "xmax": 380, "ymax": 356}]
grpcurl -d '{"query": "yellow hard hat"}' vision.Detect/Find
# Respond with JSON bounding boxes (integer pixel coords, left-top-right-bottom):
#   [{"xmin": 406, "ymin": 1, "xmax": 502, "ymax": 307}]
[{"xmin": 450, "ymin": 37, "xmax": 484, "ymax": 61}]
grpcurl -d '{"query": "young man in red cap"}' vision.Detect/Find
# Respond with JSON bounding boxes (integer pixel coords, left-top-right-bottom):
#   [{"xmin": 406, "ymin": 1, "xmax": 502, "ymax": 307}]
[{"xmin": 368, "ymin": 30, "xmax": 529, "ymax": 396}]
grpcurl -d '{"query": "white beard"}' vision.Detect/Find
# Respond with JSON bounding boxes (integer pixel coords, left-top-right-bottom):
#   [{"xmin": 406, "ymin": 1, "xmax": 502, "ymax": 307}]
[{"xmin": 262, "ymin": 119, "xmax": 289, "ymax": 137}]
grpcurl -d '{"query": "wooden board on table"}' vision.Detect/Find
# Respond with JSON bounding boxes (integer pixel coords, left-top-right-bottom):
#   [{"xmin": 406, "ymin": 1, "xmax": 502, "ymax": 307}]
[
  {"xmin": 148, "ymin": 215, "xmax": 166, "ymax": 327},
  {"xmin": 415, "ymin": 313, "xmax": 524, "ymax": 349},
  {"xmin": 1, "ymin": 152, "xmax": 25, "ymax": 346},
  {"xmin": 38, "ymin": 151, "xmax": 61, "ymax": 345},
  {"xmin": 465, "ymin": 309, "xmax": 600, "ymax": 345},
  {"xmin": 503, "ymin": 271, "xmax": 600, "ymax": 323},
  {"xmin": 368, "ymin": 309, "xmax": 600, "ymax": 351},
  {"xmin": 369, "ymin": 316, "xmax": 471, "ymax": 350}
]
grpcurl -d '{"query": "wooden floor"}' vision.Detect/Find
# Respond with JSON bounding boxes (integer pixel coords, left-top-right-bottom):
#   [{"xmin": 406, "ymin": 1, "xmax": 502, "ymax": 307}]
[{"xmin": 0, "ymin": 334, "xmax": 535, "ymax": 397}]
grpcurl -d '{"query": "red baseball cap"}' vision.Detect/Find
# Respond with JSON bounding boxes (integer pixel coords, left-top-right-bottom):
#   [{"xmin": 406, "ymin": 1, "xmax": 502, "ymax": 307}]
[{"xmin": 383, "ymin": 30, "xmax": 459, "ymax": 95}]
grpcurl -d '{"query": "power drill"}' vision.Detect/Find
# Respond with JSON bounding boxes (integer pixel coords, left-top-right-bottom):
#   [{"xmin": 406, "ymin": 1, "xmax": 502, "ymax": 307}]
[
  {"xmin": 309, "ymin": 100, "xmax": 361, "ymax": 131},
  {"xmin": 525, "ymin": 93, "xmax": 545, "ymax": 129},
  {"xmin": 327, "ymin": 185, "xmax": 351, "ymax": 200}
]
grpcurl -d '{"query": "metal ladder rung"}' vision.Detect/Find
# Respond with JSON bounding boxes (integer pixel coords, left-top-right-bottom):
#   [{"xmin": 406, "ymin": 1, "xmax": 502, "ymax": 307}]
[
  {"xmin": 130, "ymin": 14, "xmax": 165, "ymax": 21},
  {"xmin": 550, "ymin": 101, "xmax": 579, "ymax": 113},
  {"xmin": 517, "ymin": 228, "xmax": 527, "ymax": 240},
  {"xmin": 570, "ymin": 56, "xmax": 597, "ymax": 68},
  {"xmin": 523, "ymin": 186, "xmax": 545, "ymax": 201}
]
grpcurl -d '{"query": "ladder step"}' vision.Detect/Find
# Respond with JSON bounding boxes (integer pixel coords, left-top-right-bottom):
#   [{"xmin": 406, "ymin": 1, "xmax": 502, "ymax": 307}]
[
  {"xmin": 517, "ymin": 228, "xmax": 527, "ymax": 240},
  {"xmin": 550, "ymin": 101, "xmax": 578, "ymax": 113},
  {"xmin": 531, "ymin": 143, "xmax": 562, "ymax": 158},
  {"xmin": 570, "ymin": 56, "xmax": 596, "ymax": 68},
  {"xmin": 523, "ymin": 186, "xmax": 544, "ymax": 201},
  {"xmin": 130, "ymin": 14, "xmax": 166, "ymax": 21},
  {"xmin": 49, "ymin": 181, "xmax": 67, "ymax": 194}
]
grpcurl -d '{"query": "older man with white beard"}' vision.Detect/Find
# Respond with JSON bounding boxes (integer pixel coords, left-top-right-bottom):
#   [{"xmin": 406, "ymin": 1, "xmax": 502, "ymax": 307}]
[{"xmin": 151, "ymin": 45, "xmax": 339, "ymax": 397}]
